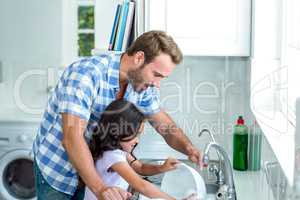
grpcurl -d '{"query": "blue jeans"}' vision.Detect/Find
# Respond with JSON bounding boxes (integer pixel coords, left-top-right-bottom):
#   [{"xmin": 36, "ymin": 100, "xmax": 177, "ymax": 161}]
[{"xmin": 34, "ymin": 159, "xmax": 85, "ymax": 200}]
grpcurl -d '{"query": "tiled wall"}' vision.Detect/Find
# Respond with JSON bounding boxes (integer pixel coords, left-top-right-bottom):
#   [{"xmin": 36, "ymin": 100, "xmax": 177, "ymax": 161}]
[
  {"xmin": 134, "ymin": 56, "xmax": 280, "ymax": 199},
  {"xmin": 135, "ymin": 56, "xmax": 251, "ymax": 159}
]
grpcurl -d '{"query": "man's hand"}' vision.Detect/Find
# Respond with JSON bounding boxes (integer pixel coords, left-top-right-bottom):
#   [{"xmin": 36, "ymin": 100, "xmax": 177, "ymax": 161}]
[
  {"xmin": 148, "ymin": 111, "xmax": 205, "ymax": 168},
  {"xmin": 97, "ymin": 186, "xmax": 132, "ymax": 200},
  {"xmin": 187, "ymin": 146, "xmax": 204, "ymax": 167}
]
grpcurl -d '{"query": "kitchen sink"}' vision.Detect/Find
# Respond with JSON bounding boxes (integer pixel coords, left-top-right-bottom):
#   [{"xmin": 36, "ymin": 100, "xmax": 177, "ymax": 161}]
[
  {"xmin": 206, "ymin": 183, "xmax": 219, "ymax": 194},
  {"xmin": 129, "ymin": 159, "xmax": 224, "ymax": 200}
]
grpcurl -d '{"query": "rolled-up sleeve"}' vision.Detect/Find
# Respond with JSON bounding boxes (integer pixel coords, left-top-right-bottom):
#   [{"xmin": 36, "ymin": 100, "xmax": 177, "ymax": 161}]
[{"xmin": 57, "ymin": 65, "xmax": 98, "ymax": 121}]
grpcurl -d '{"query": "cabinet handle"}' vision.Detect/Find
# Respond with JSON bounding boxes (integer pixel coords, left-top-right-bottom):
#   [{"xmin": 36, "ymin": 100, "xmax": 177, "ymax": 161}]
[
  {"xmin": 47, "ymin": 86, "xmax": 55, "ymax": 93},
  {"xmin": 0, "ymin": 137, "xmax": 9, "ymax": 142}
]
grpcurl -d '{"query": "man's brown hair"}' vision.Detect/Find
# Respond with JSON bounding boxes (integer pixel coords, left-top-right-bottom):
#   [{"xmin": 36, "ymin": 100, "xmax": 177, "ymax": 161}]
[{"xmin": 126, "ymin": 30, "xmax": 183, "ymax": 65}]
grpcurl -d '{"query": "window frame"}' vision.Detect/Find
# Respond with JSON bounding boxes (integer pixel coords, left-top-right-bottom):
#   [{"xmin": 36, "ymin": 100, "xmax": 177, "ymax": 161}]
[{"xmin": 77, "ymin": 0, "xmax": 95, "ymax": 57}]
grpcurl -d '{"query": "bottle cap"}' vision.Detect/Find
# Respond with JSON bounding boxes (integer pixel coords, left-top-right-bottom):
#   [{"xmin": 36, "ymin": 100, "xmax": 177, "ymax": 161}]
[{"xmin": 237, "ymin": 116, "xmax": 244, "ymax": 125}]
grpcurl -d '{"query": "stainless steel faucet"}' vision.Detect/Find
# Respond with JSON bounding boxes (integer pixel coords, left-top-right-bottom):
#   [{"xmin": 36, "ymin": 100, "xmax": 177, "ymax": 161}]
[
  {"xmin": 199, "ymin": 129, "xmax": 224, "ymax": 185},
  {"xmin": 199, "ymin": 129, "xmax": 221, "ymax": 160},
  {"xmin": 199, "ymin": 129, "xmax": 217, "ymax": 142},
  {"xmin": 203, "ymin": 142, "xmax": 236, "ymax": 200}
]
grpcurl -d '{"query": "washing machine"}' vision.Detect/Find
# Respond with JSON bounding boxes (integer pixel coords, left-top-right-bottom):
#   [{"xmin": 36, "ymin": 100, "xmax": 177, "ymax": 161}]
[{"xmin": 0, "ymin": 122, "xmax": 38, "ymax": 200}]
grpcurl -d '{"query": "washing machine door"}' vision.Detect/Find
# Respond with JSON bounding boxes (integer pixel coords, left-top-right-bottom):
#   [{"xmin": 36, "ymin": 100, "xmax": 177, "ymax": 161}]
[{"xmin": 0, "ymin": 149, "xmax": 35, "ymax": 200}]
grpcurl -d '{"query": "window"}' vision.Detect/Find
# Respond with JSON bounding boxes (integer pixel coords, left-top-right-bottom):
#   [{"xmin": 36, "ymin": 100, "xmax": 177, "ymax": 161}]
[
  {"xmin": 250, "ymin": 0, "xmax": 297, "ymax": 185},
  {"xmin": 77, "ymin": 0, "xmax": 95, "ymax": 57}
]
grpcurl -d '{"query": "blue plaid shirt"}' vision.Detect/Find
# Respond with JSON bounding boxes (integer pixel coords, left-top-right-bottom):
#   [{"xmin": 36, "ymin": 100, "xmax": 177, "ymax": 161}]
[{"xmin": 32, "ymin": 52, "xmax": 160, "ymax": 195}]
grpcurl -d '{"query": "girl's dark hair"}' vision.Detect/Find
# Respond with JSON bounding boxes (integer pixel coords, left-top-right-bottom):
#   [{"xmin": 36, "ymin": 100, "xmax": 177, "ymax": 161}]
[{"xmin": 89, "ymin": 99, "xmax": 145, "ymax": 161}]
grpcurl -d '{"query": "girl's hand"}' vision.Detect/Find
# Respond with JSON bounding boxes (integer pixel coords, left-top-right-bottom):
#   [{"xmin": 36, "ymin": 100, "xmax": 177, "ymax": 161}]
[{"xmin": 160, "ymin": 157, "xmax": 180, "ymax": 172}]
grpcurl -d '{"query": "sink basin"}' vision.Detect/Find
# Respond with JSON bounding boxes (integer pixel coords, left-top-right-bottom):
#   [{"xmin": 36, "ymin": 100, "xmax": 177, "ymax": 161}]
[
  {"xmin": 130, "ymin": 159, "xmax": 223, "ymax": 200},
  {"xmin": 206, "ymin": 183, "xmax": 219, "ymax": 194}
]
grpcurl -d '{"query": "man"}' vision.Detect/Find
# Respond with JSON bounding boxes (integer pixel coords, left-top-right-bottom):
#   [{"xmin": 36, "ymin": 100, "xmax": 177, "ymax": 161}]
[{"xmin": 33, "ymin": 30, "xmax": 202, "ymax": 200}]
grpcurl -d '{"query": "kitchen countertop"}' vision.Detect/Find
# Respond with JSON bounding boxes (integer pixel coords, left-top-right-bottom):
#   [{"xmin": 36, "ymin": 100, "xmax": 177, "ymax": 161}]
[{"xmin": 233, "ymin": 170, "xmax": 273, "ymax": 200}]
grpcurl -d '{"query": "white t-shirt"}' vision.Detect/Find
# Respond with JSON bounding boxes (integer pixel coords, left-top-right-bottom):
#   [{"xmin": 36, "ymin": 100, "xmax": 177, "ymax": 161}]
[{"xmin": 84, "ymin": 149, "xmax": 129, "ymax": 200}]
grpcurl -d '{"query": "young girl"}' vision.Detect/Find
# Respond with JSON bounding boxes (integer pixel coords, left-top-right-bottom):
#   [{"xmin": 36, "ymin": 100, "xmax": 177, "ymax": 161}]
[{"xmin": 84, "ymin": 99, "xmax": 181, "ymax": 200}]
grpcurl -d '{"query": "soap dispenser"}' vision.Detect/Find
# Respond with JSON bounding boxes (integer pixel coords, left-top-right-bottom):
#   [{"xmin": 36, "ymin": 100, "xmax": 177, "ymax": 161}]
[{"xmin": 233, "ymin": 116, "xmax": 248, "ymax": 171}]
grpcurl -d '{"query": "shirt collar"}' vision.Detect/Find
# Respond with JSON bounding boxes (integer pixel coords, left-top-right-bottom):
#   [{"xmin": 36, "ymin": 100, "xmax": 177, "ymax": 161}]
[{"xmin": 107, "ymin": 52, "xmax": 123, "ymax": 90}]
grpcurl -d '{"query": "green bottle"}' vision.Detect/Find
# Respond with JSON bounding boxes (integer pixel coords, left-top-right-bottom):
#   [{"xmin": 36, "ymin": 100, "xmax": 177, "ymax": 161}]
[
  {"xmin": 233, "ymin": 116, "xmax": 248, "ymax": 171},
  {"xmin": 248, "ymin": 120, "xmax": 262, "ymax": 171}
]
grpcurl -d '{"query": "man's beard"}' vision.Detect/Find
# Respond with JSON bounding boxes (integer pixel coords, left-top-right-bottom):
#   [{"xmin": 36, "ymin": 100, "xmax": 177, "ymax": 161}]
[{"xmin": 127, "ymin": 65, "xmax": 147, "ymax": 93}]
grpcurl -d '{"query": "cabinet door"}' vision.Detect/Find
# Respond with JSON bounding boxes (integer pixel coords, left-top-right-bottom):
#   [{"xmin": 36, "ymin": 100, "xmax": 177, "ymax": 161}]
[
  {"xmin": 0, "ymin": 0, "xmax": 66, "ymax": 66},
  {"xmin": 146, "ymin": 0, "xmax": 251, "ymax": 56},
  {"xmin": 0, "ymin": 0, "xmax": 75, "ymax": 116}
]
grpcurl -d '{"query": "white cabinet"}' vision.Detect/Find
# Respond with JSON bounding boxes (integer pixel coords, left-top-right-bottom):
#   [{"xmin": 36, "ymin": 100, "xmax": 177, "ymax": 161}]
[
  {"xmin": 146, "ymin": 0, "xmax": 251, "ymax": 56},
  {"xmin": 0, "ymin": 0, "xmax": 76, "ymax": 115},
  {"xmin": 0, "ymin": 0, "xmax": 76, "ymax": 66}
]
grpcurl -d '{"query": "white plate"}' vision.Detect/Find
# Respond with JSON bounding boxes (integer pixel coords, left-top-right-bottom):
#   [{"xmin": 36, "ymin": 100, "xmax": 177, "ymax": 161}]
[
  {"xmin": 138, "ymin": 195, "xmax": 164, "ymax": 200},
  {"xmin": 161, "ymin": 163, "xmax": 207, "ymax": 199}
]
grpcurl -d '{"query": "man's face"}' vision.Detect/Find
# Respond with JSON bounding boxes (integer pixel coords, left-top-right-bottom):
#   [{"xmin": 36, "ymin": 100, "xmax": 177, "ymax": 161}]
[{"xmin": 128, "ymin": 53, "xmax": 176, "ymax": 93}]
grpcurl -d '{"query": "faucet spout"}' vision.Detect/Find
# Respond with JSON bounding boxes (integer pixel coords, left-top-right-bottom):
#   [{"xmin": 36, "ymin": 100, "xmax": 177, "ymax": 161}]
[
  {"xmin": 199, "ymin": 129, "xmax": 224, "ymax": 185},
  {"xmin": 203, "ymin": 142, "xmax": 236, "ymax": 200},
  {"xmin": 199, "ymin": 129, "xmax": 217, "ymax": 142},
  {"xmin": 199, "ymin": 129, "xmax": 222, "ymax": 162}
]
